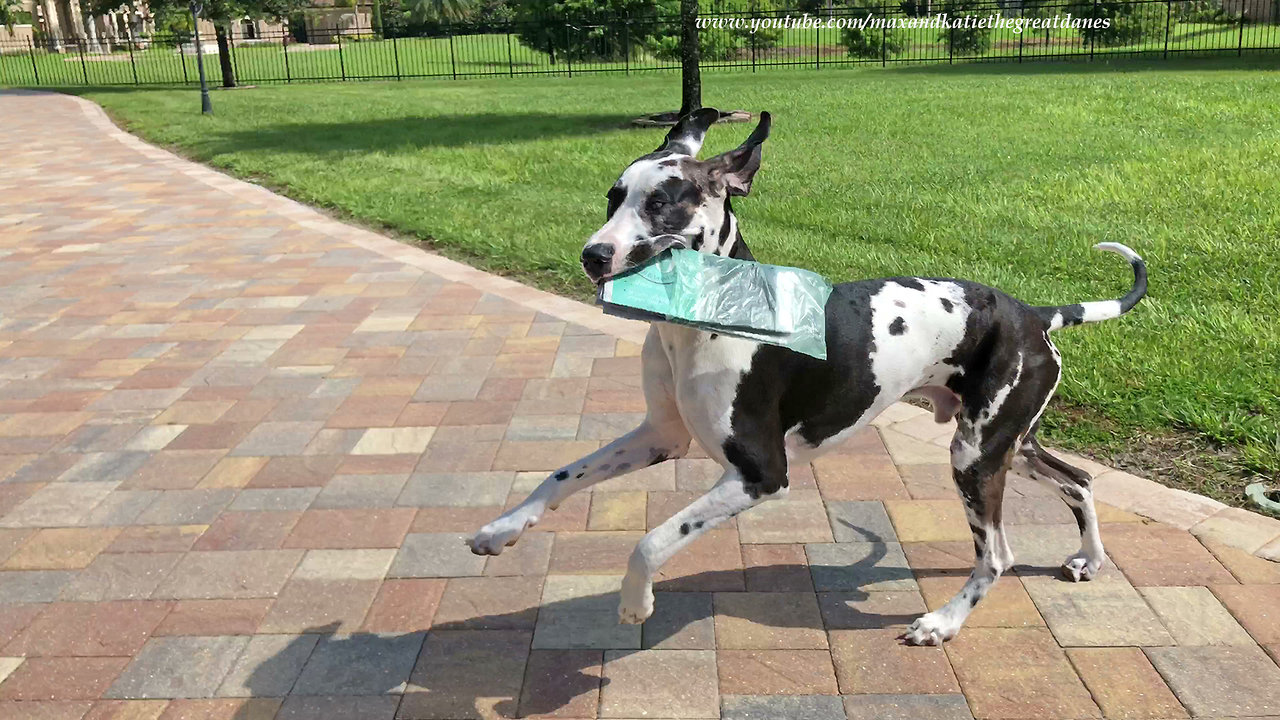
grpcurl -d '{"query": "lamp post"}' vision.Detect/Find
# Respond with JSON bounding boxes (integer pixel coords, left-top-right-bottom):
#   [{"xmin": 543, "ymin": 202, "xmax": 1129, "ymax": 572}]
[{"xmin": 190, "ymin": 0, "xmax": 212, "ymax": 114}]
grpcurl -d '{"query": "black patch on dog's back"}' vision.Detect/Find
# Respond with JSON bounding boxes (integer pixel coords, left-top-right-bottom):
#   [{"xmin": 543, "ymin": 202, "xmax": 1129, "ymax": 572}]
[{"xmin": 889, "ymin": 317, "xmax": 907, "ymax": 335}]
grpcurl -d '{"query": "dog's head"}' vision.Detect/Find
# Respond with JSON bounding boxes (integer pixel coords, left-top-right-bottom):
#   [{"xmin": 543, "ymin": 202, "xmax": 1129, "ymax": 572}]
[{"xmin": 580, "ymin": 108, "xmax": 771, "ymax": 284}]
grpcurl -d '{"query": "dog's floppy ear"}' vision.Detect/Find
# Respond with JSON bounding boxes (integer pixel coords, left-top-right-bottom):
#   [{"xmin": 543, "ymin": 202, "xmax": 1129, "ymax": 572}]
[
  {"xmin": 657, "ymin": 107, "xmax": 722, "ymax": 156},
  {"xmin": 705, "ymin": 111, "xmax": 771, "ymax": 197}
]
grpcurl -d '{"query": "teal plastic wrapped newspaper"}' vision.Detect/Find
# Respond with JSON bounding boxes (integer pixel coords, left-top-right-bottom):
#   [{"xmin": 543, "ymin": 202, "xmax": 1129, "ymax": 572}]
[{"xmin": 596, "ymin": 248, "xmax": 833, "ymax": 360}]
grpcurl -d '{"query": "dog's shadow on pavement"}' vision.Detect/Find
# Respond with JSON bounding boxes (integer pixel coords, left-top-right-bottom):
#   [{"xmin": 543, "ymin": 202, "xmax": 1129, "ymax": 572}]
[{"xmin": 230, "ymin": 525, "xmax": 1039, "ymax": 719}]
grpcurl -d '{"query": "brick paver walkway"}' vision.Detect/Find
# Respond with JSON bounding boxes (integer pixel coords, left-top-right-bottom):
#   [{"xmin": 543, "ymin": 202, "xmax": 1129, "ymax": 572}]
[{"xmin": 1, "ymin": 90, "xmax": 1279, "ymax": 720}]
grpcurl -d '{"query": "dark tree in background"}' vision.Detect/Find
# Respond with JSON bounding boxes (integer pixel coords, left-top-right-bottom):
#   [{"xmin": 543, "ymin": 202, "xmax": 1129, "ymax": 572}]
[
  {"xmin": 678, "ymin": 0, "xmax": 700, "ymax": 115},
  {"xmin": 87, "ymin": 0, "xmax": 307, "ymax": 87}
]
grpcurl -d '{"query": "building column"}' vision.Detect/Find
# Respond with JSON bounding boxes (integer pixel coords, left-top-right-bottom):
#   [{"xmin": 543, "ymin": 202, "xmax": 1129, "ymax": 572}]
[{"xmin": 40, "ymin": 0, "xmax": 63, "ymax": 50}]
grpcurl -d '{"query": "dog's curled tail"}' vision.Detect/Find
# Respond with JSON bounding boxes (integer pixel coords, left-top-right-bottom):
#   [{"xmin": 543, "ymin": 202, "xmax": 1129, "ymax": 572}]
[{"xmin": 1035, "ymin": 243, "xmax": 1147, "ymax": 331}]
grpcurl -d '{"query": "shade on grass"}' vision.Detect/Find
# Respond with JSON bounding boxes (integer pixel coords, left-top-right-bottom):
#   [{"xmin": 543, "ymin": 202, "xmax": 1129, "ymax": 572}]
[{"xmin": 74, "ymin": 56, "xmax": 1280, "ymax": 499}]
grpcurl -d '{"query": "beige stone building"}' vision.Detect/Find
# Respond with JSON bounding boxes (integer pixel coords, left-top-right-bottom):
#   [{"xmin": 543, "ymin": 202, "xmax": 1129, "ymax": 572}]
[
  {"xmin": 1226, "ymin": 0, "xmax": 1277, "ymax": 21},
  {"xmin": 2, "ymin": 0, "xmax": 285, "ymax": 50}
]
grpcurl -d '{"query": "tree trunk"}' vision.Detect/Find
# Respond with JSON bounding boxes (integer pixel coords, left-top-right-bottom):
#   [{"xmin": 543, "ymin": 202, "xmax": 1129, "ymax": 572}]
[
  {"xmin": 679, "ymin": 0, "xmax": 701, "ymax": 116},
  {"xmin": 214, "ymin": 22, "xmax": 236, "ymax": 87}
]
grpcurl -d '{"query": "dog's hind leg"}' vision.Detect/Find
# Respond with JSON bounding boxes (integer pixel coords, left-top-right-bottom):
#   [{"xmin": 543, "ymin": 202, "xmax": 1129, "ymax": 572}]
[
  {"xmin": 903, "ymin": 450, "xmax": 1013, "ymax": 646},
  {"xmin": 904, "ymin": 349, "xmax": 1058, "ymax": 646},
  {"xmin": 1013, "ymin": 434, "xmax": 1105, "ymax": 581},
  {"xmin": 470, "ymin": 330, "xmax": 690, "ymax": 556}
]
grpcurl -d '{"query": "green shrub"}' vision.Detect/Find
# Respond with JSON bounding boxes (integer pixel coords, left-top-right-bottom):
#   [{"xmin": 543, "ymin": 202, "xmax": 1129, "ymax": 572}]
[
  {"xmin": 649, "ymin": 0, "xmax": 782, "ymax": 62},
  {"xmin": 1174, "ymin": 0, "xmax": 1237, "ymax": 22},
  {"xmin": 1073, "ymin": 0, "xmax": 1167, "ymax": 45},
  {"xmin": 514, "ymin": 0, "xmax": 675, "ymax": 62},
  {"xmin": 841, "ymin": 0, "xmax": 907, "ymax": 58},
  {"xmin": 939, "ymin": 0, "xmax": 992, "ymax": 55}
]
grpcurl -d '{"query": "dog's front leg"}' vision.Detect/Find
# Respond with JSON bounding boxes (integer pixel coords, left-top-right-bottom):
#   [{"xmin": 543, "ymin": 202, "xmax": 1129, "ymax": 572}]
[
  {"xmin": 469, "ymin": 420, "xmax": 688, "ymax": 555},
  {"xmin": 472, "ymin": 328, "xmax": 687, "ymax": 556},
  {"xmin": 618, "ymin": 469, "xmax": 778, "ymax": 623}
]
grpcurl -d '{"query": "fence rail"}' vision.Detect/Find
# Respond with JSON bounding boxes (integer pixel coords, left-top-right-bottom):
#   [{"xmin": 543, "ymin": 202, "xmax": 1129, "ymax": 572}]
[{"xmin": 2, "ymin": 1, "xmax": 1278, "ymax": 87}]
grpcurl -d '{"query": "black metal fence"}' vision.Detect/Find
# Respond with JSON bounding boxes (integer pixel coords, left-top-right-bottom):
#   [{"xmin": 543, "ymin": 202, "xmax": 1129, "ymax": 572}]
[{"xmin": 2, "ymin": 0, "xmax": 1278, "ymax": 87}]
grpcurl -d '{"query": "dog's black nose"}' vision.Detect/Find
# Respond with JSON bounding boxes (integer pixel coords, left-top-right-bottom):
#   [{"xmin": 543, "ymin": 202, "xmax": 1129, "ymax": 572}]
[{"xmin": 581, "ymin": 244, "xmax": 615, "ymax": 277}]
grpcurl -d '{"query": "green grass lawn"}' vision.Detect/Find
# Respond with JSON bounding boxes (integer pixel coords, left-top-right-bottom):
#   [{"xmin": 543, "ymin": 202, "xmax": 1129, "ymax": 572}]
[{"xmin": 70, "ymin": 57, "xmax": 1280, "ymax": 504}]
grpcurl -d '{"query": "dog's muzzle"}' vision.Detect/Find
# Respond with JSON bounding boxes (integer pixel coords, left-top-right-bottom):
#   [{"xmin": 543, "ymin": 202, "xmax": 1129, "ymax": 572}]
[
  {"xmin": 583, "ymin": 235, "xmax": 688, "ymax": 285},
  {"xmin": 581, "ymin": 244, "xmax": 615, "ymax": 284}
]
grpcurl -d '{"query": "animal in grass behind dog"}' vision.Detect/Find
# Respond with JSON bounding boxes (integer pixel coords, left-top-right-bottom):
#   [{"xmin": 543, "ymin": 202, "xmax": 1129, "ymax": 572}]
[{"xmin": 470, "ymin": 108, "xmax": 1147, "ymax": 646}]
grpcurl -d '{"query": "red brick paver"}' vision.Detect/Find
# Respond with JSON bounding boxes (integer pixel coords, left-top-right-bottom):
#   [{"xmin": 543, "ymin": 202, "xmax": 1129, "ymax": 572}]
[{"xmin": 1, "ymin": 90, "xmax": 1278, "ymax": 719}]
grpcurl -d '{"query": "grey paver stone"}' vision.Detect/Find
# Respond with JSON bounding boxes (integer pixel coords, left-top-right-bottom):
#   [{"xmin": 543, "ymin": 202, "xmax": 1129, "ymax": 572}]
[
  {"xmin": 806, "ymin": 542, "xmax": 916, "ymax": 592},
  {"xmin": 721, "ymin": 694, "xmax": 847, "ymax": 720},
  {"xmin": 292, "ymin": 632, "xmax": 426, "ymax": 695},
  {"xmin": 843, "ymin": 694, "xmax": 974, "ymax": 720},
  {"xmin": 389, "ymin": 533, "xmax": 486, "ymax": 578},
  {"xmin": 826, "ymin": 501, "xmax": 898, "ymax": 543},
  {"xmin": 218, "ymin": 633, "xmax": 319, "ymax": 697},
  {"xmin": 1146, "ymin": 645, "xmax": 1280, "ymax": 717},
  {"xmin": 134, "ymin": 489, "xmax": 237, "ymax": 525},
  {"xmin": 642, "ymin": 592, "xmax": 715, "ymax": 650},
  {"xmin": 106, "ymin": 635, "xmax": 250, "ymax": 699},
  {"xmin": 397, "ymin": 472, "xmax": 515, "ymax": 508}
]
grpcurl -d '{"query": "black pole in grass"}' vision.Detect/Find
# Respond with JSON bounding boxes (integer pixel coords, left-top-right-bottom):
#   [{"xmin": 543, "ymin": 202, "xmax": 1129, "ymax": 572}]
[{"xmin": 190, "ymin": 0, "xmax": 213, "ymax": 115}]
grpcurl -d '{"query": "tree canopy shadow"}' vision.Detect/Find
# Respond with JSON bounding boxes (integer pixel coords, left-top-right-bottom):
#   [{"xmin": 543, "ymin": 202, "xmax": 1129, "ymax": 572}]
[{"xmin": 197, "ymin": 112, "xmax": 631, "ymax": 157}]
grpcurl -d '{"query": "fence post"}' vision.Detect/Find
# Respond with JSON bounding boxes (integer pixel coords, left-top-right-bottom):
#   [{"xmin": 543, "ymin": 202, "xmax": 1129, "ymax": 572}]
[
  {"xmin": 507, "ymin": 27, "xmax": 515, "ymax": 77},
  {"xmin": 1089, "ymin": 0, "xmax": 1098, "ymax": 61},
  {"xmin": 27, "ymin": 38, "xmax": 39, "ymax": 84},
  {"xmin": 179, "ymin": 37, "xmax": 189, "ymax": 84},
  {"xmin": 1018, "ymin": 7, "xmax": 1024, "ymax": 62},
  {"xmin": 948, "ymin": 25, "xmax": 954, "ymax": 62},
  {"xmin": 623, "ymin": 15, "xmax": 630, "ymax": 75},
  {"xmin": 79, "ymin": 39, "xmax": 89, "ymax": 84},
  {"xmin": 565, "ymin": 25, "xmax": 573, "ymax": 77},
  {"xmin": 815, "ymin": 21, "xmax": 820, "ymax": 68},
  {"xmin": 392, "ymin": 35, "xmax": 401, "ymax": 79},
  {"xmin": 882, "ymin": 3, "xmax": 888, "ymax": 66},
  {"xmin": 337, "ymin": 30, "xmax": 346, "ymax": 80},
  {"xmin": 448, "ymin": 24, "xmax": 457, "ymax": 79},
  {"xmin": 1237, "ymin": 5, "xmax": 1246, "ymax": 54},
  {"xmin": 128, "ymin": 38, "xmax": 139, "ymax": 84},
  {"xmin": 751, "ymin": 10, "xmax": 757, "ymax": 71},
  {"xmin": 282, "ymin": 32, "xmax": 291, "ymax": 82},
  {"xmin": 1163, "ymin": 0, "xmax": 1171, "ymax": 58}
]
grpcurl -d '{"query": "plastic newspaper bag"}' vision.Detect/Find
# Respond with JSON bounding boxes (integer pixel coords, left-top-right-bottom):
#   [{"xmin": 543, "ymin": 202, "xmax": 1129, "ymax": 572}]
[{"xmin": 596, "ymin": 247, "xmax": 834, "ymax": 360}]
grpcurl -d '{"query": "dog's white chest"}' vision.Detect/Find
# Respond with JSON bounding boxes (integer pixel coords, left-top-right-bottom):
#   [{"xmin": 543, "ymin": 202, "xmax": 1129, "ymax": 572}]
[{"xmin": 653, "ymin": 324, "xmax": 759, "ymax": 463}]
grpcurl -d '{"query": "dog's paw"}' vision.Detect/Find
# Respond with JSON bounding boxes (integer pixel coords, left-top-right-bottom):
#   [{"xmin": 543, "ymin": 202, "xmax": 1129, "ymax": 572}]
[
  {"xmin": 468, "ymin": 511, "xmax": 537, "ymax": 556},
  {"xmin": 1061, "ymin": 552, "xmax": 1102, "ymax": 582},
  {"xmin": 618, "ymin": 586, "xmax": 655, "ymax": 625},
  {"xmin": 901, "ymin": 612, "xmax": 960, "ymax": 646}
]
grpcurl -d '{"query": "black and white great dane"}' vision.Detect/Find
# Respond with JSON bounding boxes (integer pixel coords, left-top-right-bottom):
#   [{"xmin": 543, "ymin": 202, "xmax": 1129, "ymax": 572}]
[{"xmin": 470, "ymin": 108, "xmax": 1147, "ymax": 645}]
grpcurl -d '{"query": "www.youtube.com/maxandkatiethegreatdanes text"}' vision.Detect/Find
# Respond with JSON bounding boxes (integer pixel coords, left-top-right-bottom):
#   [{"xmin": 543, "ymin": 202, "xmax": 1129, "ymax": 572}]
[{"xmin": 696, "ymin": 13, "xmax": 1113, "ymax": 34}]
